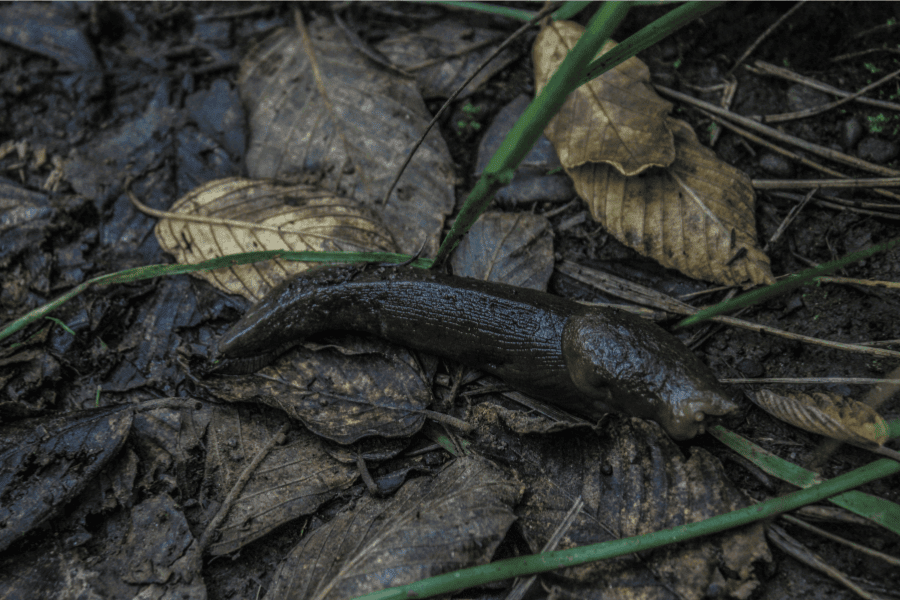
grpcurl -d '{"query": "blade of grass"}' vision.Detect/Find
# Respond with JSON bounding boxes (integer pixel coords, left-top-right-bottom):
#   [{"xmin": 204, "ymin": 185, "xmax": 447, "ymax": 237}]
[
  {"xmin": 577, "ymin": 1, "xmax": 725, "ymax": 87},
  {"xmin": 432, "ymin": 1, "xmax": 631, "ymax": 267},
  {"xmin": 353, "ymin": 455, "xmax": 900, "ymax": 599},
  {"xmin": 0, "ymin": 250, "xmax": 432, "ymax": 344},
  {"xmin": 676, "ymin": 236, "xmax": 900, "ymax": 328},
  {"xmin": 433, "ymin": 1, "xmax": 537, "ymax": 22},
  {"xmin": 709, "ymin": 424, "xmax": 900, "ymax": 536}
]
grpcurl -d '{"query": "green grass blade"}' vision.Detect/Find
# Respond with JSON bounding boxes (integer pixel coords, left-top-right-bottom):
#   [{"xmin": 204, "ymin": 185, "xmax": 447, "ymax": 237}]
[
  {"xmin": 431, "ymin": 1, "xmax": 537, "ymax": 22},
  {"xmin": 709, "ymin": 424, "xmax": 900, "ymax": 535},
  {"xmin": 578, "ymin": 1, "xmax": 725, "ymax": 87},
  {"xmin": 433, "ymin": 2, "xmax": 631, "ymax": 266},
  {"xmin": 353, "ymin": 456, "xmax": 900, "ymax": 599},
  {"xmin": 551, "ymin": 1, "xmax": 592, "ymax": 21},
  {"xmin": 0, "ymin": 251, "xmax": 431, "ymax": 344},
  {"xmin": 677, "ymin": 236, "xmax": 900, "ymax": 328}
]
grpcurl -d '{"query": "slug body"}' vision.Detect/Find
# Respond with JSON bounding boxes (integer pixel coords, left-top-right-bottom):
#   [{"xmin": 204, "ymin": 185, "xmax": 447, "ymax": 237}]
[{"xmin": 216, "ymin": 265, "xmax": 737, "ymax": 440}]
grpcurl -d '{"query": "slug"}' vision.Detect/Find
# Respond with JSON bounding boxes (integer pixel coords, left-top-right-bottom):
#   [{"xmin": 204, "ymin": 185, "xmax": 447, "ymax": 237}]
[{"xmin": 213, "ymin": 264, "xmax": 737, "ymax": 440}]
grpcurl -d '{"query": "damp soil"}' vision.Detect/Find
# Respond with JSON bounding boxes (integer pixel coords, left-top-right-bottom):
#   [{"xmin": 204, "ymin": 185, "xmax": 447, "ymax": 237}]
[{"xmin": 1, "ymin": 2, "xmax": 899, "ymax": 599}]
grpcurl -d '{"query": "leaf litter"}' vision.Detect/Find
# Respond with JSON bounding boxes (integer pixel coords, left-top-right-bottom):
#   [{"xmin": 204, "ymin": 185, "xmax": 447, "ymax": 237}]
[
  {"xmin": 238, "ymin": 15, "xmax": 456, "ymax": 257},
  {"xmin": 472, "ymin": 405, "xmax": 772, "ymax": 599},
  {"xmin": 534, "ymin": 21, "xmax": 774, "ymax": 287},
  {"xmin": 15, "ymin": 6, "xmax": 891, "ymax": 598}
]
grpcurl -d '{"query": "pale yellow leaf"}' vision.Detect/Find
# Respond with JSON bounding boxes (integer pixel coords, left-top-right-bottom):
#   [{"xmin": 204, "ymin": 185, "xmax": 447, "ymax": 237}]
[
  {"xmin": 154, "ymin": 177, "xmax": 396, "ymax": 301},
  {"xmin": 533, "ymin": 21, "xmax": 675, "ymax": 176},
  {"xmin": 754, "ymin": 389, "xmax": 889, "ymax": 448},
  {"xmin": 569, "ymin": 118, "xmax": 774, "ymax": 286}
]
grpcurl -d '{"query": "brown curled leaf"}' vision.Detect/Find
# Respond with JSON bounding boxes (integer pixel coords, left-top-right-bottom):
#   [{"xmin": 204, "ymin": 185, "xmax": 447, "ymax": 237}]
[
  {"xmin": 752, "ymin": 389, "xmax": 890, "ymax": 448},
  {"xmin": 534, "ymin": 22, "xmax": 676, "ymax": 176},
  {"xmin": 154, "ymin": 177, "xmax": 396, "ymax": 302},
  {"xmin": 569, "ymin": 117, "xmax": 775, "ymax": 286},
  {"xmin": 0, "ymin": 406, "xmax": 133, "ymax": 553},
  {"xmin": 202, "ymin": 336, "xmax": 432, "ymax": 444}
]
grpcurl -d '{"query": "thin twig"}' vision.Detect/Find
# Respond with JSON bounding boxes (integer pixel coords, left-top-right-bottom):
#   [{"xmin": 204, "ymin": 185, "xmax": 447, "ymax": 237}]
[
  {"xmin": 198, "ymin": 423, "xmax": 290, "ymax": 552},
  {"xmin": 752, "ymin": 67, "xmax": 900, "ymax": 124},
  {"xmin": 764, "ymin": 188, "xmax": 815, "ymax": 252},
  {"xmin": 727, "ymin": 1, "xmax": 807, "ymax": 76},
  {"xmin": 656, "ymin": 85, "xmax": 900, "ymax": 177},
  {"xmin": 558, "ymin": 260, "xmax": 900, "ymax": 360},
  {"xmin": 780, "ymin": 514, "xmax": 900, "ymax": 568},
  {"xmin": 697, "ymin": 109, "xmax": 900, "ymax": 201},
  {"xmin": 380, "ymin": 2, "xmax": 561, "ymax": 206},
  {"xmin": 753, "ymin": 176, "xmax": 900, "ymax": 190},
  {"xmin": 747, "ymin": 60, "xmax": 900, "ymax": 113},
  {"xmin": 504, "ymin": 497, "xmax": 584, "ymax": 600},
  {"xmin": 767, "ymin": 524, "xmax": 885, "ymax": 600},
  {"xmin": 768, "ymin": 191, "xmax": 900, "ymax": 221}
]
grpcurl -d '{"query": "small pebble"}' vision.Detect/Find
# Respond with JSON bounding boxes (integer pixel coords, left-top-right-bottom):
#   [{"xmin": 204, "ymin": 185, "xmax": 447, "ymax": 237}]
[
  {"xmin": 758, "ymin": 153, "xmax": 794, "ymax": 177},
  {"xmin": 857, "ymin": 136, "xmax": 899, "ymax": 164},
  {"xmin": 841, "ymin": 117, "xmax": 863, "ymax": 150},
  {"xmin": 786, "ymin": 84, "xmax": 830, "ymax": 112}
]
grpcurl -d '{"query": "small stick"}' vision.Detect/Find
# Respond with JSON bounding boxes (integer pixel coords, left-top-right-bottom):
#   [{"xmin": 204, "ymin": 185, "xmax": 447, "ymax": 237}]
[
  {"xmin": 656, "ymin": 85, "xmax": 900, "ymax": 178},
  {"xmin": 748, "ymin": 60, "xmax": 900, "ymax": 113},
  {"xmin": 380, "ymin": 3, "xmax": 562, "ymax": 206},
  {"xmin": 727, "ymin": 1, "xmax": 807, "ymax": 76}
]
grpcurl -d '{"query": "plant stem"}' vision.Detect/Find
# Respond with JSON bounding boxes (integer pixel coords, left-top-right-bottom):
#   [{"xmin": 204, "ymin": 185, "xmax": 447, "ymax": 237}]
[
  {"xmin": 432, "ymin": 1, "xmax": 630, "ymax": 266},
  {"xmin": 354, "ymin": 457, "xmax": 900, "ymax": 599}
]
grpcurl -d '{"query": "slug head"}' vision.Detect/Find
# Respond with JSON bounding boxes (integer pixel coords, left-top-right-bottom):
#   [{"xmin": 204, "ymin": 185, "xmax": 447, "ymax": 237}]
[
  {"xmin": 214, "ymin": 275, "xmax": 316, "ymax": 364},
  {"xmin": 562, "ymin": 311, "xmax": 738, "ymax": 440}
]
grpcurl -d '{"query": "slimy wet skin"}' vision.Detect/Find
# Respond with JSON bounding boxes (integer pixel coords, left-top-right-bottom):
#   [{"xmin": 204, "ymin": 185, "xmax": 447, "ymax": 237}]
[{"xmin": 214, "ymin": 264, "xmax": 737, "ymax": 440}]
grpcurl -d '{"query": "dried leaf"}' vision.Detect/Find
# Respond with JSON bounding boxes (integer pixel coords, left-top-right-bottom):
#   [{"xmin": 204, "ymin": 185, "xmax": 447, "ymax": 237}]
[
  {"xmin": 0, "ymin": 406, "xmax": 133, "ymax": 552},
  {"xmin": 266, "ymin": 456, "xmax": 521, "ymax": 599},
  {"xmin": 473, "ymin": 406, "xmax": 770, "ymax": 599},
  {"xmin": 753, "ymin": 389, "xmax": 890, "ymax": 448},
  {"xmin": 451, "ymin": 212, "xmax": 555, "ymax": 290},
  {"xmin": 569, "ymin": 117, "xmax": 775, "ymax": 286},
  {"xmin": 203, "ymin": 405, "xmax": 358, "ymax": 555},
  {"xmin": 155, "ymin": 177, "xmax": 396, "ymax": 302},
  {"xmin": 239, "ymin": 18, "xmax": 456, "ymax": 256},
  {"xmin": 203, "ymin": 337, "xmax": 432, "ymax": 444},
  {"xmin": 375, "ymin": 19, "xmax": 517, "ymax": 98},
  {"xmin": 534, "ymin": 23, "xmax": 675, "ymax": 176}
]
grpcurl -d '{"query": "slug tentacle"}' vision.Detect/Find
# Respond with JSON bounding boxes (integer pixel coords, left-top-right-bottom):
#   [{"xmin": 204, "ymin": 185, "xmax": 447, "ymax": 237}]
[{"xmin": 212, "ymin": 264, "xmax": 738, "ymax": 440}]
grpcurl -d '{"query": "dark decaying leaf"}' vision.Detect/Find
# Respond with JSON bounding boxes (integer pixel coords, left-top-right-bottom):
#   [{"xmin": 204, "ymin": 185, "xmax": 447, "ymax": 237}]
[
  {"xmin": 0, "ymin": 406, "xmax": 133, "ymax": 553},
  {"xmin": 472, "ymin": 405, "xmax": 771, "ymax": 600},
  {"xmin": 0, "ymin": 2, "xmax": 99, "ymax": 70},
  {"xmin": 118, "ymin": 494, "xmax": 199, "ymax": 586},
  {"xmin": 265, "ymin": 455, "xmax": 522, "ymax": 600},
  {"xmin": 203, "ymin": 404, "xmax": 358, "ymax": 556},
  {"xmin": 0, "ymin": 180, "xmax": 56, "ymax": 271},
  {"xmin": 374, "ymin": 19, "xmax": 518, "ymax": 99},
  {"xmin": 752, "ymin": 389, "xmax": 889, "ymax": 448},
  {"xmin": 154, "ymin": 177, "xmax": 397, "ymax": 303},
  {"xmin": 239, "ymin": 17, "xmax": 456, "ymax": 256},
  {"xmin": 130, "ymin": 400, "xmax": 212, "ymax": 498},
  {"xmin": 203, "ymin": 336, "xmax": 431, "ymax": 444},
  {"xmin": 451, "ymin": 212, "xmax": 555, "ymax": 291},
  {"xmin": 0, "ymin": 348, "xmax": 61, "ymax": 419},
  {"xmin": 0, "ymin": 547, "xmax": 105, "ymax": 599}
]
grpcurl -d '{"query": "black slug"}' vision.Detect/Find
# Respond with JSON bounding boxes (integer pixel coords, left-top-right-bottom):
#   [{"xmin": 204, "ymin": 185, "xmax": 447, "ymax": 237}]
[{"xmin": 214, "ymin": 264, "xmax": 737, "ymax": 440}]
